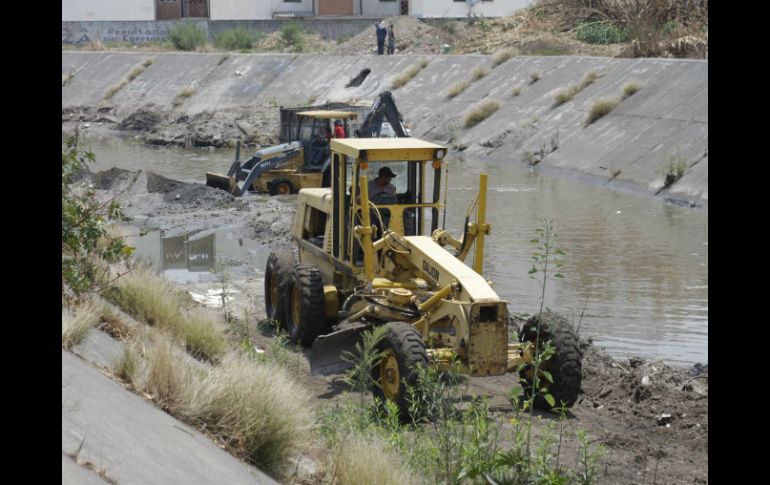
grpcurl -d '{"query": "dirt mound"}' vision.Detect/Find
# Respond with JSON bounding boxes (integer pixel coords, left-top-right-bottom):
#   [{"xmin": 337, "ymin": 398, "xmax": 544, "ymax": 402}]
[
  {"xmin": 146, "ymin": 171, "xmax": 186, "ymax": 194},
  {"xmin": 580, "ymin": 341, "xmax": 708, "ymax": 452},
  {"xmin": 332, "ymin": 16, "xmax": 449, "ymax": 55},
  {"xmin": 91, "ymin": 167, "xmax": 133, "ymax": 190},
  {"xmin": 118, "ymin": 109, "xmax": 165, "ymax": 131}
]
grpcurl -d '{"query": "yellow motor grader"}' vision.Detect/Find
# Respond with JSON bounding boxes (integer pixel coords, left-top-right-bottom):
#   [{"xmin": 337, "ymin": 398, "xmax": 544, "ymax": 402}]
[{"xmin": 264, "ymin": 137, "xmax": 582, "ymax": 411}]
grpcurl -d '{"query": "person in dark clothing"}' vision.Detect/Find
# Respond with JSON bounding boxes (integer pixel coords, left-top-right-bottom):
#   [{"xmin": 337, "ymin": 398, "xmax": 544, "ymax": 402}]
[
  {"xmin": 387, "ymin": 24, "xmax": 396, "ymax": 55},
  {"xmin": 311, "ymin": 134, "xmax": 329, "ymax": 167},
  {"xmin": 375, "ymin": 21, "xmax": 387, "ymax": 55}
]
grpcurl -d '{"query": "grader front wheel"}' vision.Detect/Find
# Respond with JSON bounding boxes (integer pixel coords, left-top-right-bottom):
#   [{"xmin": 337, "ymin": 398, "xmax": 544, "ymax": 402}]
[
  {"xmin": 283, "ymin": 264, "xmax": 330, "ymax": 346},
  {"xmin": 518, "ymin": 311, "xmax": 582, "ymax": 410},
  {"xmin": 372, "ymin": 322, "xmax": 428, "ymax": 415}
]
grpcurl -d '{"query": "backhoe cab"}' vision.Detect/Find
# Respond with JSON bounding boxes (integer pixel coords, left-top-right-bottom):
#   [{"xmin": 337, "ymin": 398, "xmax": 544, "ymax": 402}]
[
  {"xmin": 264, "ymin": 138, "xmax": 582, "ymax": 413},
  {"xmin": 206, "ymin": 110, "xmax": 356, "ymax": 196}
]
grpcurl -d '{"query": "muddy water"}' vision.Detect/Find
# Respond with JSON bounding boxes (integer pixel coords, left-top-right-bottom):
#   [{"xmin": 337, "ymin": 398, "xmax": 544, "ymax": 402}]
[{"xmin": 75, "ymin": 128, "xmax": 707, "ymax": 366}]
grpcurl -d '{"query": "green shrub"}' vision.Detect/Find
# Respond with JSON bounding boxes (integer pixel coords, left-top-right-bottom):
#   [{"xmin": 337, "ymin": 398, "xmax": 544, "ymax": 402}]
[
  {"xmin": 214, "ymin": 28, "xmax": 256, "ymax": 50},
  {"xmin": 62, "ymin": 135, "xmax": 133, "ymax": 302},
  {"xmin": 575, "ymin": 22, "xmax": 627, "ymax": 44},
  {"xmin": 280, "ymin": 22, "xmax": 304, "ymax": 49},
  {"xmin": 168, "ymin": 21, "xmax": 207, "ymax": 51}
]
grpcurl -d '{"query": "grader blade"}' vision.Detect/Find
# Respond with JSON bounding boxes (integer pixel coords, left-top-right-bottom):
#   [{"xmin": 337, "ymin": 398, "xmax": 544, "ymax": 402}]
[
  {"xmin": 205, "ymin": 172, "xmax": 235, "ymax": 193},
  {"xmin": 308, "ymin": 324, "xmax": 369, "ymax": 376}
]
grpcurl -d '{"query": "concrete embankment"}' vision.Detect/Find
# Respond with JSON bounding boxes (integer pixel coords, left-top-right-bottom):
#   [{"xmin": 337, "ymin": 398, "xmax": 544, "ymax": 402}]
[{"xmin": 62, "ymin": 51, "xmax": 707, "ymax": 203}]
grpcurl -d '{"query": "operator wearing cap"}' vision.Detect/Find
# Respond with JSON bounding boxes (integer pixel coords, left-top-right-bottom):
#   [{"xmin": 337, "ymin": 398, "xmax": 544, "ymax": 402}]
[{"xmin": 368, "ymin": 166, "xmax": 397, "ymax": 204}]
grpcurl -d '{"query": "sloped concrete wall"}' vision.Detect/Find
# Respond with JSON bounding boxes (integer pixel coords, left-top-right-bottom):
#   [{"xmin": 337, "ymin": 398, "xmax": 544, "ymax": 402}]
[{"xmin": 62, "ymin": 52, "xmax": 708, "ymax": 202}]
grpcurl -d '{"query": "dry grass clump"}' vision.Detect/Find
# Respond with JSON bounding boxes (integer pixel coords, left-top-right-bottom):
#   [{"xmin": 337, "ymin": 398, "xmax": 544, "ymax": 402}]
[
  {"xmin": 332, "ymin": 435, "xmax": 419, "ymax": 485},
  {"xmin": 105, "ymin": 267, "xmax": 225, "ymax": 362},
  {"xmin": 464, "ymin": 100, "xmax": 500, "ymax": 128},
  {"xmin": 178, "ymin": 86, "xmax": 196, "ymax": 98},
  {"xmin": 86, "ymin": 39, "xmax": 104, "ymax": 50},
  {"xmin": 186, "ymin": 354, "xmax": 314, "ymax": 470},
  {"xmin": 62, "ymin": 72, "xmax": 73, "ymax": 87},
  {"xmin": 529, "ymin": 71, "xmax": 542, "ymax": 84},
  {"xmin": 98, "ymin": 311, "xmax": 136, "ymax": 341},
  {"xmin": 62, "ymin": 300, "xmax": 100, "ymax": 349},
  {"xmin": 552, "ymin": 84, "xmax": 581, "ymax": 106},
  {"xmin": 447, "ymin": 80, "xmax": 470, "ymax": 99},
  {"xmin": 390, "ymin": 59, "xmax": 429, "ymax": 89},
  {"xmin": 217, "ymin": 54, "xmax": 230, "ymax": 65},
  {"xmin": 102, "ymin": 59, "xmax": 153, "ymax": 100},
  {"xmin": 471, "ymin": 66, "xmax": 490, "ymax": 81},
  {"xmin": 585, "ymin": 97, "xmax": 619, "ymax": 126},
  {"xmin": 581, "ymin": 70, "xmax": 600, "ymax": 87},
  {"xmin": 114, "ymin": 345, "xmax": 139, "ymax": 383},
  {"xmin": 492, "ymin": 47, "xmax": 519, "ymax": 67},
  {"xmin": 511, "ymin": 86, "xmax": 522, "ymax": 96},
  {"xmin": 145, "ymin": 333, "xmax": 197, "ymax": 410},
  {"xmin": 622, "ymin": 81, "xmax": 642, "ymax": 98}
]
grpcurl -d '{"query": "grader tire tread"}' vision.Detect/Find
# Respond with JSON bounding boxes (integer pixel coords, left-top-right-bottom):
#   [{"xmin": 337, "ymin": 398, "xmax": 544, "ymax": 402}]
[
  {"xmin": 372, "ymin": 322, "xmax": 428, "ymax": 416},
  {"xmin": 285, "ymin": 264, "xmax": 329, "ymax": 346},
  {"xmin": 264, "ymin": 251, "xmax": 295, "ymax": 328},
  {"xmin": 519, "ymin": 311, "xmax": 582, "ymax": 410}
]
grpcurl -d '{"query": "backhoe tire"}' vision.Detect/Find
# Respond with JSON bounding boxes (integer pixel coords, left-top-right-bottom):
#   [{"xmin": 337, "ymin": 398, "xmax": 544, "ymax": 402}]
[
  {"xmin": 372, "ymin": 322, "xmax": 428, "ymax": 418},
  {"xmin": 518, "ymin": 311, "xmax": 582, "ymax": 411},
  {"xmin": 283, "ymin": 264, "xmax": 329, "ymax": 346},
  {"xmin": 264, "ymin": 251, "xmax": 295, "ymax": 328},
  {"xmin": 268, "ymin": 178, "xmax": 294, "ymax": 196}
]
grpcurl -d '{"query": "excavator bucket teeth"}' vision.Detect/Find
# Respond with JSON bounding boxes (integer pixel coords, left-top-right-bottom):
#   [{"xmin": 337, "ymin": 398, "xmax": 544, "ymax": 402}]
[
  {"xmin": 205, "ymin": 172, "xmax": 236, "ymax": 194},
  {"xmin": 308, "ymin": 324, "xmax": 369, "ymax": 376}
]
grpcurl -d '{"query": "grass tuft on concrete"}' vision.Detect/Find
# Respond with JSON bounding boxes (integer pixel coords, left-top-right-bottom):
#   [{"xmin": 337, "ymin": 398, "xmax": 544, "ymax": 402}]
[
  {"xmin": 529, "ymin": 71, "xmax": 542, "ymax": 84},
  {"xmin": 105, "ymin": 268, "xmax": 226, "ymax": 362},
  {"xmin": 471, "ymin": 66, "xmax": 490, "ymax": 81},
  {"xmin": 464, "ymin": 100, "xmax": 500, "ymax": 128},
  {"xmin": 390, "ymin": 59, "xmax": 429, "ymax": 89},
  {"xmin": 492, "ymin": 47, "xmax": 518, "ymax": 67},
  {"xmin": 585, "ymin": 97, "xmax": 619, "ymax": 126},
  {"xmin": 447, "ymin": 80, "xmax": 470, "ymax": 99},
  {"xmin": 185, "ymin": 354, "xmax": 314, "ymax": 471},
  {"xmin": 553, "ymin": 84, "xmax": 581, "ymax": 106},
  {"xmin": 622, "ymin": 81, "xmax": 642, "ymax": 99},
  {"xmin": 62, "ymin": 300, "xmax": 100, "ymax": 349},
  {"xmin": 511, "ymin": 86, "xmax": 522, "ymax": 97},
  {"xmin": 145, "ymin": 333, "xmax": 196, "ymax": 410}
]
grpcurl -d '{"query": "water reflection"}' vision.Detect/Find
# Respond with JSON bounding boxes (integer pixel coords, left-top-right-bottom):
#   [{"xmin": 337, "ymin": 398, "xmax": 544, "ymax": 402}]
[{"xmin": 128, "ymin": 227, "xmax": 270, "ymax": 284}]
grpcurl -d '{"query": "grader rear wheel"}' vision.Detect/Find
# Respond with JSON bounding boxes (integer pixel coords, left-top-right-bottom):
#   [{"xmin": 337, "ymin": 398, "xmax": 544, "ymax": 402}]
[
  {"xmin": 283, "ymin": 264, "xmax": 329, "ymax": 346},
  {"xmin": 264, "ymin": 251, "xmax": 294, "ymax": 328},
  {"xmin": 518, "ymin": 311, "xmax": 582, "ymax": 410},
  {"xmin": 372, "ymin": 322, "xmax": 428, "ymax": 417}
]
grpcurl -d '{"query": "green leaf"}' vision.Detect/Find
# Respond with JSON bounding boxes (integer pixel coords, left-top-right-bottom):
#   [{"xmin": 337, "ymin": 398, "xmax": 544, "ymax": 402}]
[
  {"xmin": 541, "ymin": 370, "xmax": 553, "ymax": 383},
  {"xmin": 544, "ymin": 393, "xmax": 556, "ymax": 407}
]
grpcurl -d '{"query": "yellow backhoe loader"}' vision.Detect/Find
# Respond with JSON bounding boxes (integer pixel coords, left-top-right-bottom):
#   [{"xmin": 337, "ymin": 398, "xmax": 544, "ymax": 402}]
[
  {"xmin": 264, "ymin": 137, "xmax": 582, "ymax": 412},
  {"xmin": 206, "ymin": 91, "xmax": 409, "ymax": 196}
]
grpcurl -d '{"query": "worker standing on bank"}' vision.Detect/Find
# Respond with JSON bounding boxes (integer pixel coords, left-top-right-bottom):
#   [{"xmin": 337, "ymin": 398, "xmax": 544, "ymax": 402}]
[
  {"xmin": 387, "ymin": 24, "xmax": 396, "ymax": 55},
  {"xmin": 375, "ymin": 21, "xmax": 387, "ymax": 55}
]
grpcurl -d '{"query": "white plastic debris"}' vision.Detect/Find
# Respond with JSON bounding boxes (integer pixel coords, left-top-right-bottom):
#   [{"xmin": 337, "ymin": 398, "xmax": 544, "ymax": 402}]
[
  {"xmin": 188, "ymin": 288, "xmax": 240, "ymax": 308},
  {"xmin": 641, "ymin": 375, "xmax": 651, "ymax": 386}
]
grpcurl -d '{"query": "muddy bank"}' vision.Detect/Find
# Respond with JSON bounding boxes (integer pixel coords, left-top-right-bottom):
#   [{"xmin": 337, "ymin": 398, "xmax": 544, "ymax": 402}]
[
  {"xmin": 79, "ymin": 168, "xmax": 294, "ymax": 245},
  {"xmin": 63, "ymin": 105, "xmax": 280, "ymax": 149}
]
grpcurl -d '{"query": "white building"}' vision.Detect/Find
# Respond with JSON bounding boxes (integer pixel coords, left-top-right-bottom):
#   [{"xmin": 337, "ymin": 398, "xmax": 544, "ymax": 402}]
[{"xmin": 62, "ymin": 0, "xmax": 531, "ymax": 21}]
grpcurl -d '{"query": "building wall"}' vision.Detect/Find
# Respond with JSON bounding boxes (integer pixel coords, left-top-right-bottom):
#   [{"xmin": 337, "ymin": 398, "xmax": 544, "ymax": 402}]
[
  {"xmin": 211, "ymin": 0, "xmax": 315, "ymax": 20},
  {"xmin": 409, "ymin": 0, "xmax": 533, "ymax": 18},
  {"xmin": 359, "ymin": 0, "xmax": 400, "ymax": 17},
  {"xmin": 62, "ymin": 0, "xmax": 155, "ymax": 21}
]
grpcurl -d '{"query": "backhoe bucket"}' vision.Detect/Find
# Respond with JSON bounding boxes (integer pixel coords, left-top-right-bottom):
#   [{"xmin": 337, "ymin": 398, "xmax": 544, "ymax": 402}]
[
  {"xmin": 205, "ymin": 172, "xmax": 236, "ymax": 193},
  {"xmin": 308, "ymin": 324, "xmax": 369, "ymax": 376}
]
